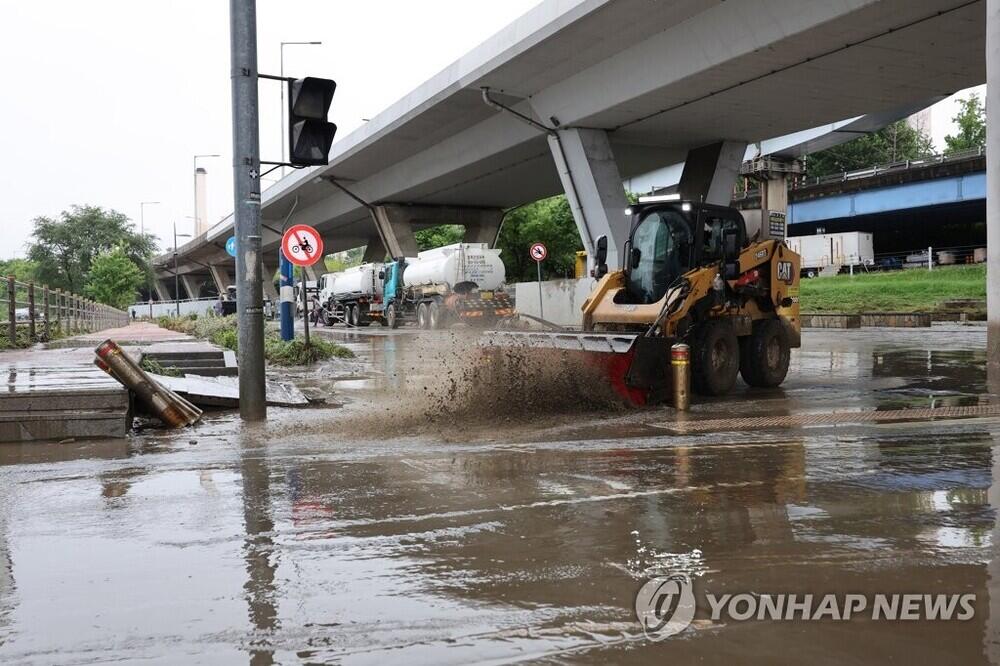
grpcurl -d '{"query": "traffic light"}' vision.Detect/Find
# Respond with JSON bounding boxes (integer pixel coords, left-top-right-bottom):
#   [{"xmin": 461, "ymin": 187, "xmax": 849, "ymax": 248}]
[{"xmin": 288, "ymin": 77, "xmax": 337, "ymax": 167}]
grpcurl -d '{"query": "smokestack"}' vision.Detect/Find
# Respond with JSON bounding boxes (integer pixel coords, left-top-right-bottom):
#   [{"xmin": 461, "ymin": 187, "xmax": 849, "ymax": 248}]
[{"xmin": 195, "ymin": 167, "xmax": 209, "ymax": 234}]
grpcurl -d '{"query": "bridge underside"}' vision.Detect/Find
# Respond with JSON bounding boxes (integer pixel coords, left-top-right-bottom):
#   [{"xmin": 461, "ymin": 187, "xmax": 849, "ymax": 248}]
[{"xmin": 155, "ymin": 0, "xmax": 986, "ymax": 286}]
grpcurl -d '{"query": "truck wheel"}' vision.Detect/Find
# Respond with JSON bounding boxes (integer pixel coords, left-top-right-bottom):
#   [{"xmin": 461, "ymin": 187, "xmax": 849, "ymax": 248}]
[
  {"xmin": 428, "ymin": 302, "xmax": 442, "ymax": 330},
  {"xmin": 739, "ymin": 319, "xmax": 791, "ymax": 388},
  {"xmin": 321, "ymin": 308, "xmax": 332, "ymax": 327},
  {"xmin": 386, "ymin": 303, "xmax": 399, "ymax": 329},
  {"xmin": 691, "ymin": 319, "xmax": 740, "ymax": 396},
  {"xmin": 349, "ymin": 305, "xmax": 360, "ymax": 327},
  {"xmin": 417, "ymin": 303, "xmax": 429, "ymax": 329}
]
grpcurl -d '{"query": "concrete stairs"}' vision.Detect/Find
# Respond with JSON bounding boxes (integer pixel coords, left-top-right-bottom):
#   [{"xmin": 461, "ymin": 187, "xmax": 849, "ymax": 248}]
[{"xmin": 141, "ymin": 350, "xmax": 238, "ymax": 377}]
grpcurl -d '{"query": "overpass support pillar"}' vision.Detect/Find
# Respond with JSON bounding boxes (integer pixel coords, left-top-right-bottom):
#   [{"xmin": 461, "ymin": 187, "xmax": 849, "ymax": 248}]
[
  {"xmin": 370, "ymin": 205, "xmax": 423, "ymax": 259},
  {"xmin": 153, "ymin": 279, "xmax": 171, "ymax": 302},
  {"xmin": 678, "ymin": 141, "xmax": 748, "ymax": 206},
  {"xmin": 741, "ymin": 157, "xmax": 802, "ymax": 242},
  {"xmin": 548, "ymin": 128, "xmax": 629, "ymax": 271},
  {"xmin": 209, "ymin": 265, "xmax": 232, "ymax": 295},
  {"xmin": 261, "ymin": 263, "xmax": 279, "ymax": 302},
  {"xmin": 462, "ymin": 210, "xmax": 505, "ymax": 246},
  {"xmin": 302, "ymin": 264, "xmax": 322, "ymax": 283},
  {"xmin": 363, "ymin": 235, "xmax": 388, "ymax": 263},
  {"xmin": 180, "ymin": 275, "xmax": 201, "ymax": 301}
]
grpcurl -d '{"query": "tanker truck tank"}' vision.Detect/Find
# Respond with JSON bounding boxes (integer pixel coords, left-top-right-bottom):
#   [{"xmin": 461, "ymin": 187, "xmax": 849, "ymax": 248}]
[
  {"xmin": 332, "ymin": 263, "xmax": 383, "ymax": 298},
  {"xmin": 402, "ymin": 243, "xmax": 506, "ymax": 293}
]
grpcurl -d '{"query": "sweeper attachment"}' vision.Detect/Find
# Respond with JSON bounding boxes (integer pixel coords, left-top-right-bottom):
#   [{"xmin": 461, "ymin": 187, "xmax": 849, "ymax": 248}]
[{"xmin": 484, "ymin": 201, "xmax": 801, "ymax": 407}]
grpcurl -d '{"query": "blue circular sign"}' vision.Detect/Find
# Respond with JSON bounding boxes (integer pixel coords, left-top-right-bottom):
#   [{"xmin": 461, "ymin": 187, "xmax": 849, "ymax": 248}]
[{"xmin": 225, "ymin": 236, "xmax": 237, "ymax": 257}]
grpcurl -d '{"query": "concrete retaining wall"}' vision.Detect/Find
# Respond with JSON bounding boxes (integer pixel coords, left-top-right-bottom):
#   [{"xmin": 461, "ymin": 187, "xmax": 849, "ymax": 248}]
[
  {"xmin": 802, "ymin": 312, "xmax": 932, "ymax": 328},
  {"xmin": 513, "ymin": 278, "xmax": 595, "ymax": 328},
  {"xmin": 130, "ymin": 299, "xmax": 218, "ymax": 319}
]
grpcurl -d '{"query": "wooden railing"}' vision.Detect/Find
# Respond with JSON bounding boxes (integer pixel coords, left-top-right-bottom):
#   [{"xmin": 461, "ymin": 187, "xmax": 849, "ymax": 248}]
[{"xmin": 3, "ymin": 276, "xmax": 129, "ymax": 347}]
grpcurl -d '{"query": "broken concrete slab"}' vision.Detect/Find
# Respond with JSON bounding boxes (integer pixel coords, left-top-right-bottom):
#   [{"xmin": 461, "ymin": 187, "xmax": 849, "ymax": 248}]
[{"xmin": 152, "ymin": 374, "xmax": 308, "ymax": 408}]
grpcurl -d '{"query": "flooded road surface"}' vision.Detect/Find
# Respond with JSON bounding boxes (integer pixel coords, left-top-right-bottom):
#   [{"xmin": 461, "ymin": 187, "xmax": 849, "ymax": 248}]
[{"xmin": 1, "ymin": 324, "xmax": 999, "ymax": 663}]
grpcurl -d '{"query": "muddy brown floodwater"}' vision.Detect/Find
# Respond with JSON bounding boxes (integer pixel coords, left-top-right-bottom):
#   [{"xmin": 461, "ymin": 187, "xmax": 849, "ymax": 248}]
[{"xmin": 0, "ymin": 323, "xmax": 999, "ymax": 664}]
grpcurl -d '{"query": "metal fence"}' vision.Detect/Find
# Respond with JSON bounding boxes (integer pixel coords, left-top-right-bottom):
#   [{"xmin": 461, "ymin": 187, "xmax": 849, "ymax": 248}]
[{"xmin": 2, "ymin": 276, "xmax": 129, "ymax": 347}]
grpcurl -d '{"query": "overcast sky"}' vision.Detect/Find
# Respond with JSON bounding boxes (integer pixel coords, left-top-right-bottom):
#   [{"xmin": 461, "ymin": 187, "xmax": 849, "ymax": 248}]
[{"xmin": 0, "ymin": 2, "xmax": 985, "ymax": 259}]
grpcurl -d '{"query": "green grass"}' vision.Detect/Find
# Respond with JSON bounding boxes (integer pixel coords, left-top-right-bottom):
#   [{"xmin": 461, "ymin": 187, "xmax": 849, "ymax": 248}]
[
  {"xmin": 156, "ymin": 314, "xmax": 353, "ymax": 365},
  {"xmin": 800, "ymin": 264, "xmax": 986, "ymax": 313}
]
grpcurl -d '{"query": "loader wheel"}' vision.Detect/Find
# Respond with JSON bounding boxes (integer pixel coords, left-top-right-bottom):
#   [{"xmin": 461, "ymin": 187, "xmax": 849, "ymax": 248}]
[
  {"xmin": 740, "ymin": 319, "xmax": 790, "ymax": 388},
  {"xmin": 386, "ymin": 303, "xmax": 399, "ymax": 329},
  {"xmin": 692, "ymin": 320, "xmax": 740, "ymax": 396},
  {"xmin": 416, "ymin": 302, "xmax": 429, "ymax": 329},
  {"xmin": 428, "ymin": 302, "xmax": 442, "ymax": 330}
]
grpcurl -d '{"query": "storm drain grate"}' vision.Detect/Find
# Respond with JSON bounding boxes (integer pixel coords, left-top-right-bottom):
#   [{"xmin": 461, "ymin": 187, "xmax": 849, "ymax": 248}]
[{"xmin": 653, "ymin": 404, "xmax": 1000, "ymax": 434}]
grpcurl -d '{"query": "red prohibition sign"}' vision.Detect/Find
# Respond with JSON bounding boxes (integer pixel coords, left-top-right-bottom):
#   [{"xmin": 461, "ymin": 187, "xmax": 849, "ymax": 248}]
[
  {"xmin": 529, "ymin": 242, "xmax": 548, "ymax": 262},
  {"xmin": 282, "ymin": 224, "xmax": 324, "ymax": 267}
]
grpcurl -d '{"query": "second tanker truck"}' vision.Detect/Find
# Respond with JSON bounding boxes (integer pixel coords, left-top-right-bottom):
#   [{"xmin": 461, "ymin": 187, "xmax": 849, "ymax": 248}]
[
  {"xmin": 319, "ymin": 243, "xmax": 514, "ymax": 329},
  {"xmin": 382, "ymin": 243, "xmax": 514, "ymax": 329}
]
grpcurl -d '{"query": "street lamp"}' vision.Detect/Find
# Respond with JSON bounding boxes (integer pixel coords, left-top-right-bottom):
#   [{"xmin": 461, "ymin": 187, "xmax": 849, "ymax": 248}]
[
  {"xmin": 140, "ymin": 201, "xmax": 160, "ymax": 236},
  {"xmin": 173, "ymin": 222, "xmax": 193, "ymax": 317},
  {"xmin": 280, "ymin": 41, "xmax": 322, "ymax": 174},
  {"xmin": 193, "ymin": 154, "xmax": 220, "ymax": 236}
]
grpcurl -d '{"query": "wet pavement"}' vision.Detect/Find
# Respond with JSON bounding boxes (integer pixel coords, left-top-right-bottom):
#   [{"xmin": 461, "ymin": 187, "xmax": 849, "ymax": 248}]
[{"xmin": 1, "ymin": 323, "xmax": 999, "ymax": 663}]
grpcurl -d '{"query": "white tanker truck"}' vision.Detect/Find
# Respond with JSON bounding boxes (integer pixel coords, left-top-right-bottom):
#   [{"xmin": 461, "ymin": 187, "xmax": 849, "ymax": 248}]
[
  {"xmin": 380, "ymin": 243, "xmax": 514, "ymax": 329},
  {"xmin": 317, "ymin": 263, "xmax": 383, "ymax": 327}
]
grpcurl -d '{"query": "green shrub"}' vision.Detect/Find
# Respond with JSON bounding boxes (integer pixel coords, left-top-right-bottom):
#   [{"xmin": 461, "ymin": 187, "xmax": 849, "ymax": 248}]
[{"xmin": 154, "ymin": 313, "xmax": 352, "ymax": 365}]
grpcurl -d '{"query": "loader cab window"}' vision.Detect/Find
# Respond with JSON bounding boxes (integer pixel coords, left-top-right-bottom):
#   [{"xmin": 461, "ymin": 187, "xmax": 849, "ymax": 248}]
[
  {"xmin": 626, "ymin": 209, "xmax": 693, "ymax": 304},
  {"xmin": 700, "ymin": 212, "xmax": 746, "ymax": 263}
]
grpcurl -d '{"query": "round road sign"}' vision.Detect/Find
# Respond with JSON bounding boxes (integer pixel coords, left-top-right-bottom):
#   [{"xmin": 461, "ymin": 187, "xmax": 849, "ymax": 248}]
[
  {"xmin": 225, "ymin": 236, "xmax": 237, "ymax": 257},
  {"xmin": 529, "ymin": 242, "xmax": 548, "ymax": 262},
  {"xmin": 282, "ymin": 224, "xmax": 324, "ymax": 267}
]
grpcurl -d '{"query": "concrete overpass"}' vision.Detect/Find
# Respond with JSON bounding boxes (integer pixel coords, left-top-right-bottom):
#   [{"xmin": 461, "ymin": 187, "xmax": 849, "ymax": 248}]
[{"xmin": 154, "ymin": 0, "xmax": 986, "ymax": 301}]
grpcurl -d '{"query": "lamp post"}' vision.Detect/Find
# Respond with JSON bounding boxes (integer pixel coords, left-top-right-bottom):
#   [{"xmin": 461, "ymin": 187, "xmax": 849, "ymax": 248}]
[
  {"xmin": 140, "ymin": 201, "xmax": 160, "ymax": 236},
  {"xmin": 280, "ymin": 41, "xmax": 322, "ymax": 174},
  {"xmin": 173, "ymin": 222, "xmax": 193, "ymax": 317},
  {"xmin": 193, "ymin": 154, "xmax": 220, "ymax": 236}
]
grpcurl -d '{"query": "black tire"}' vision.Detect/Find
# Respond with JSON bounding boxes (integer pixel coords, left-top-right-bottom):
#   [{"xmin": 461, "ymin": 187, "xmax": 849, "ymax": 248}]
[
  {"xmin": 416, "ymin": 302, "xmax": 429, "ymax": 329},
  {"xmin": 691, "ymin": 319, "xmax": 740, "ymax": 396},
  {"xmin": 428, "ymin": 301, "xmax": 442, "ymax": 330},
  {"xmin": 739, "ymin": 319, "xmax": 791, "ymax": 388},
  {"xmin": 321, "ymin": 308, "xmax": 332, "ymax": 327},
  {"xmin": 349, "ymin": 304, "xmax": 360, "ymax": 327},
  {"xmin": 386, "ymin": 303, "xmax": 399, "ymax": 329}
]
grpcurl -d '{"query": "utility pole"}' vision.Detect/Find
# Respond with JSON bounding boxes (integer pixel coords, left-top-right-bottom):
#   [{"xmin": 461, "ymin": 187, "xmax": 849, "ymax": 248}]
[{"xmin": 230, "ymin": 0, "xmax": 266, "ymax": 420}]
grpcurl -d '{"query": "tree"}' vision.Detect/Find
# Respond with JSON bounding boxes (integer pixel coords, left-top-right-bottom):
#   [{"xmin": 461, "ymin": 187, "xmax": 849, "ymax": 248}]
[
  {"xmin": 27, "ymin": 205, "xmax": 156, "ymax": 293},
  {"xmin": 943, "ymin": 93, "xmax": 986, "ymax": 154},
  {"xmin": 497, "ymin": 196, "xmax": 583, "ymax": 282},
  {"xmin": 0, "ymin": 258, "xmax": 37, "ymax": 283},
  {"xmin": 84, "ymin": 246, "xmax": 145, "ymax": 309},
  {"xmin": 805, "ymin": 121, "xmax": 934, "ymax": 178},
  {"xmin": 414, "ymin": 225, "xmax": 465, "ymax": 252}
]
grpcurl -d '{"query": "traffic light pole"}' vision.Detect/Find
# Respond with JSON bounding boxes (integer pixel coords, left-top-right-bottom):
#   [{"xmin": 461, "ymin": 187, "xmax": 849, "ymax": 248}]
[{"xmin": 229, "ymin": 0, "xmax": 267, "ymax": 420}]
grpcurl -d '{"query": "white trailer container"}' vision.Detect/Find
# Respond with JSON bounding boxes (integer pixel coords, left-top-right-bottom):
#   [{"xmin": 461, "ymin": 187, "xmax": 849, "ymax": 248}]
[
  {"xmin": 786, "ymin": 232, "xmax": 874, "ymax": 277},
  {"xmin": 403, "ymin": 243, "xmax": 506, "ymax": 292}
]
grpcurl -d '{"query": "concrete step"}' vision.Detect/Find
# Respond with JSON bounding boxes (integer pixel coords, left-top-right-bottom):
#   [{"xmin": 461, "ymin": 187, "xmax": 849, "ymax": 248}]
[
  {"xmin": 152, "ymin": 357, "xmax": 228, "ymax": 369},
  {"xmin": 144, "ymin": 351, "xmax": 226, "ymax": 362},
  {"xmin": 169, "ymin": 366, "xmax": 239, "ymax": 377},
  {"xmin": 0, "ymin": 408, "xmax": 131, "ymax": 441}
]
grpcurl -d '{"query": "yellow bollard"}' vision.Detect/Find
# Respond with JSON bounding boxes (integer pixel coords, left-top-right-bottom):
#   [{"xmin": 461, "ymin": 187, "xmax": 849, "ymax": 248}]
[{"xmin": 671, "ymin": 343, "xmax": 690, "ymax": 411}]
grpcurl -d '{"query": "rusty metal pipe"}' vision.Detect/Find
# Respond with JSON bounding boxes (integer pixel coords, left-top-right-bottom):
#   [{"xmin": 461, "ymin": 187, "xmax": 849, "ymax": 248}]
[{"xmin": 95, "ymin": 340, "xmax": 201, "ymax": 428}]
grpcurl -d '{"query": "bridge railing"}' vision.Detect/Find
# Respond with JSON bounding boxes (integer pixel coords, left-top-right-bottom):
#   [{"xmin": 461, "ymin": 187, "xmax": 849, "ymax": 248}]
[
  {"xmin": 2, "ymin": 276, "xmax": 129, "ymax": 348},
  {"xmin": 792, "ymin": 147, "xmax": 985, "ymax": 190}
]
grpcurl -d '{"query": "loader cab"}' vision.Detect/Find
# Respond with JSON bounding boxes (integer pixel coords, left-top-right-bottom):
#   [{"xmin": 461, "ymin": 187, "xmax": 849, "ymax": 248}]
[{"xmin": 623, "ymin": 201, "xmax": 747, "ymax": 304}]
